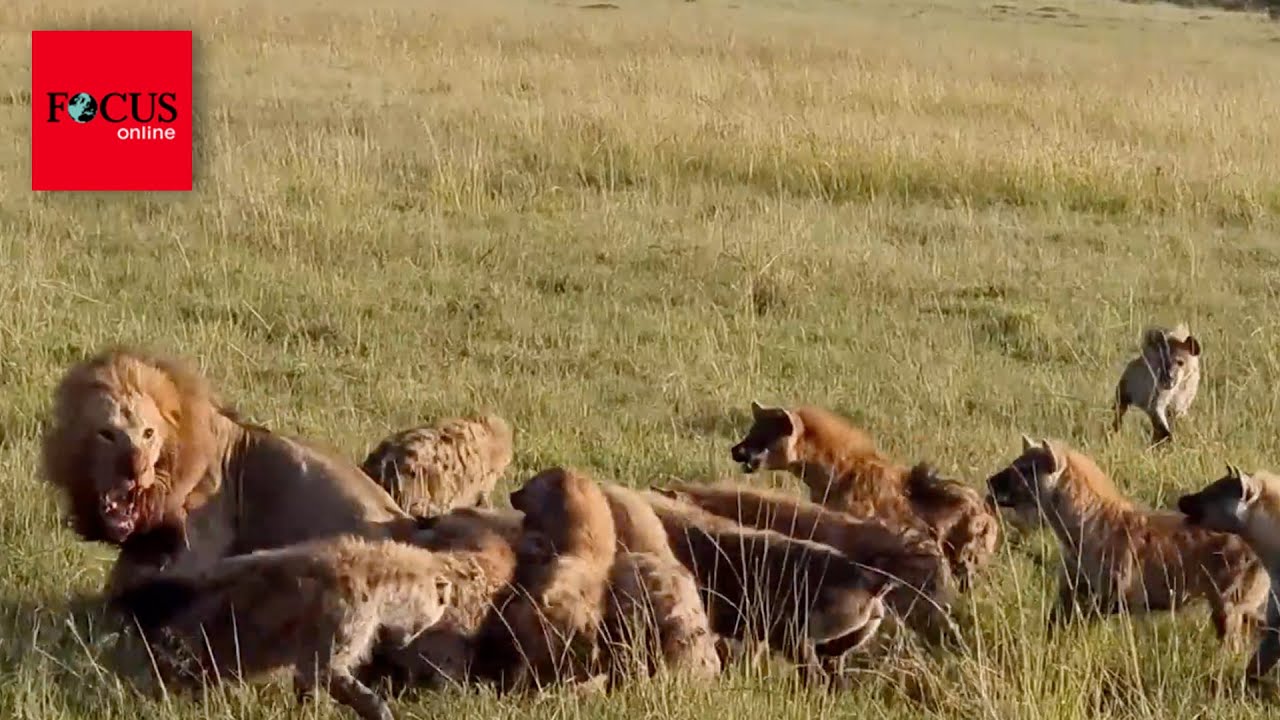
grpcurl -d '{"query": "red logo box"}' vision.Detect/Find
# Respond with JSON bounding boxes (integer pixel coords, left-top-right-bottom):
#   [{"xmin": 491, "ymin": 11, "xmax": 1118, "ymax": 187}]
[{"xmin": 31, "ymin": 30, "xmax": 192, "ymax": 192}]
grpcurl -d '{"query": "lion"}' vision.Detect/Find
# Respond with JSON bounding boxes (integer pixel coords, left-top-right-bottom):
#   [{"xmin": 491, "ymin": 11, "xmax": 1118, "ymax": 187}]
[
  {"xmin": 656, "ymin": 480, "xmax": 957, "ymax": 644},
  {"xmin": 1179, "ymin": 465, "xmax": 1280, "ymax": 682},
  {"xmin": 1112, "ymin": 323, "xmax": 1203, "ymax": 446},
  {"xmin": 986, "ymin": 435, "xmax": 1266, "ymax": 641},
  {"xmin": 360, "ymin": 414, "xmax": 515, "ymax": 516},
  {"xmin": 729, "ymin": 401, "xmax": 1000, "ymax": 589},
  {"xmin": 471, "ymin": 467, "xmax": 616, "ymax": 693},
  {"xmin": 112, "ymin": 535, "xmax": 454, "ymax": 720},
  {"xmin": 38, "ymin": 347, "xmax": 417, "ymax": 597},
  {"xmin": 642, "ymin": 488, "xmax": 898, "ymax": 686}
]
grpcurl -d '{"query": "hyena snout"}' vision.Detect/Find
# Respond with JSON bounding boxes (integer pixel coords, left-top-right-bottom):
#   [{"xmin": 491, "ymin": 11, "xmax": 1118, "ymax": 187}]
[{"xmin": 730, "ymin": 442, "xmax": 763, "ymax": 472}]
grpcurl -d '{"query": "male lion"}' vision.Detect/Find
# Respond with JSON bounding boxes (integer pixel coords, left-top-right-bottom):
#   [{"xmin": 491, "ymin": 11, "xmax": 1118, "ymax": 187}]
[{"xmin": 39, "ymin": 347, "xmax": 417, "ymax": 597}]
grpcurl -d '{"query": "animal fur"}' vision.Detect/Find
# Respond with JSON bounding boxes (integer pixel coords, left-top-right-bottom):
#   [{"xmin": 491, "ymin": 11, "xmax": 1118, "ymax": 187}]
[
  {"xmin": 360, "ymin": 507, "xmax": 523, "ymax": 691},
  {"xmin": 986, "ymin": 435, "xmax": 1266, "ymax": 640},
  {"xmin": 657, "ymin": 480, "xmax": 957, "ymax": 644},
  {"xmin": 597, "ymin": 482, "xmax": 723, "ymax": 679},
  {"xmin": 642, "ymin": 488, "xmax": 897, "ymax": 685},
  {"xmin": 472, "ymin": 467, "xmax": 617, "ymax": 693},
  {"xmin": 1112, "ymin": 323, "xmax": 1202, "ymax": 445},
  {"xmin": 729, "ymin": 402, "xmax": 1000, "ymax": 589},
  {"xmin": 1179, "ymin": 466, "xmax": 1280, "ymax": 681},
  {"xmin": 603, "ymin": 550, "xmax": 723, "ymax": 682},
  {"xmin": 38, "ymin": 347, "xmax": 417, "ymax": 598},
  {"xmin": 360, "ymin": 415, "xmax": 514, "ymax": 516},
  {"xmin": 112, "ymin": 536, "xmax": 454, "ymax": 720}
]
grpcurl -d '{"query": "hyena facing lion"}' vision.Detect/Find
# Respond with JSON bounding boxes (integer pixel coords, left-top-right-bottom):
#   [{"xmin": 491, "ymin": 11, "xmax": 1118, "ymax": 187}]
[{"xmin": 471, "ymin": 467, "xmax": 616, "ymax": 693}]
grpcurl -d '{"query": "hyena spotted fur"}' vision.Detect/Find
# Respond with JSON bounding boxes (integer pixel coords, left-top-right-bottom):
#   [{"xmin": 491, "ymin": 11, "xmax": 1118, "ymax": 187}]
[{"xmin": 1112, "ymin": 323, "xmax": 1202, "ymax": 446}]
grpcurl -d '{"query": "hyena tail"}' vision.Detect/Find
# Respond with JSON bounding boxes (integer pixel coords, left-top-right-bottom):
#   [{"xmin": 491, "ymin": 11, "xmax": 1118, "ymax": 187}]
[{"xmin": 111, "ymin": 577, "xmax": 201, "ymax": 632}]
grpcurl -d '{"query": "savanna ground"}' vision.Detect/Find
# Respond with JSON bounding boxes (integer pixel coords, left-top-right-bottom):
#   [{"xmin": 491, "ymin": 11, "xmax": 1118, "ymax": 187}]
[{"xmin": 2, "ymin": 0, "xmax": 1280, "ymax": 717}]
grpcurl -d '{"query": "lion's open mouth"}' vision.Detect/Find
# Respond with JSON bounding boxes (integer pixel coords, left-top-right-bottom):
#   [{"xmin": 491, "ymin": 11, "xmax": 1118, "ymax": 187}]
[{"xmin": 100, "ymin": 486, "xmax": 141, "ymax": 542}]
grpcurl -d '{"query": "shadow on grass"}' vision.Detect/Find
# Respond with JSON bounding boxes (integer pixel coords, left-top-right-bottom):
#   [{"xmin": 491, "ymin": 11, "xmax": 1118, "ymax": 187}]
[{"xmin": 0, "ymin": 590, "xmax": 175, "ymax": 717}]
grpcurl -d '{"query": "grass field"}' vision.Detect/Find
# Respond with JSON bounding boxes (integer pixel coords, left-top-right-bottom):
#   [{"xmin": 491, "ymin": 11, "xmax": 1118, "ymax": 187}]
[{"xmin": 3, "ymin": 0, "xmax": 1280, "ymax": 717}]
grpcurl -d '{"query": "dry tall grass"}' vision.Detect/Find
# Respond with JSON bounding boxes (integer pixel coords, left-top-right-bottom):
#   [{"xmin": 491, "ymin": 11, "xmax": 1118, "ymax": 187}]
[{"xmin": 2, "ymin": 0, "xmax": 1280, "ymax": 718}]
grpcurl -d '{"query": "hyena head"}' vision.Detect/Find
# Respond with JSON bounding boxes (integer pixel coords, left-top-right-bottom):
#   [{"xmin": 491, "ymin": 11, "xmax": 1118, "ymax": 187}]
[
  {"xmin": 1177, "ymin": 464, "xmax": 1257, "ymax": 537},
  {"xmin": 984, "ymin": 435, "xmax": 1064, "ymax": 514},
  {"xmin": 1143, "ymin": 326, "xmax": 1202, "ymax": 391},
  {"xmin": 729, "ymin": 401, "xmax": 801, "ymax": 473}
]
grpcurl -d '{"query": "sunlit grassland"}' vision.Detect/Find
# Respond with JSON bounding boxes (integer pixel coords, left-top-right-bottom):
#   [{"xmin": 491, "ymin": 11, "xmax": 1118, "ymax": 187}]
[{"xmin": 1, "ymin": 0, "xmax": 1280, "ymax": 717}]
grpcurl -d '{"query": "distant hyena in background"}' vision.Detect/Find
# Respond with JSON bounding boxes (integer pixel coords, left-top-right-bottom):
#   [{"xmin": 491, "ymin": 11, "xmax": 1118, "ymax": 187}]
[
  {"xmin": 1112, "ymin": 323, "xmax": 1201, "ymax": 446},
  {"xmin": 361, "ymin": 415, "xmax": 514, "ymax": 516}
]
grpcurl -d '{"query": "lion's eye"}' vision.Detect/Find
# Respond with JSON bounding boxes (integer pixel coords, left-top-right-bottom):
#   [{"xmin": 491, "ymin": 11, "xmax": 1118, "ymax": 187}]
[{"xmin": 143, "ymin": 427, "xmax": 155, "ymax": 440}]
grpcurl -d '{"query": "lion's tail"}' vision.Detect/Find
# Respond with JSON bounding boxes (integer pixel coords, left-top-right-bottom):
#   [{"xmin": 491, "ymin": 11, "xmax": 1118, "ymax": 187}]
[{"xmin": 112, "ymin": 577, "xmax": 200, "ymax": 632}]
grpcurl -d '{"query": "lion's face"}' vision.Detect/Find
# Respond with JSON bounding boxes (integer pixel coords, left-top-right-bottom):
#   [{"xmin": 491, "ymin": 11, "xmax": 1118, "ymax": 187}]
[
  {"xmin": 79, "ymin": 389, "xmax": 171, "ymax": 542},
  {"xmin": 729, "ymin": 402, "xmax": 800, "ymax": 473}
]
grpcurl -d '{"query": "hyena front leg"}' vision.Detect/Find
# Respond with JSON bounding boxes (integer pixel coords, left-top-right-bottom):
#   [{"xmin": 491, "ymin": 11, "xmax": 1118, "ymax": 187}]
[
  {"xmin": 1047, "ymin": 568, "xmax": 1101, "ymax": 633},
  {"xmin": 1148, "ymin": 400, "xmax": 1174, "ymax": 447}
]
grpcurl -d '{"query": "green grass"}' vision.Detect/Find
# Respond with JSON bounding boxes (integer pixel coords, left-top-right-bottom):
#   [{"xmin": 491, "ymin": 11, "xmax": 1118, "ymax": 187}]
[{"xmin": 3, "ymin": 0, "xmax": 1280, "ymax": 717}]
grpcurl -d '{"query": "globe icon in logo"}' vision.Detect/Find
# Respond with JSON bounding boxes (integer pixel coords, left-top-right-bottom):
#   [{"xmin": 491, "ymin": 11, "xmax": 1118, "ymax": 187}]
[{"xmin": 67, "ymin": 93, "xmax": 97, "ymax": 123}]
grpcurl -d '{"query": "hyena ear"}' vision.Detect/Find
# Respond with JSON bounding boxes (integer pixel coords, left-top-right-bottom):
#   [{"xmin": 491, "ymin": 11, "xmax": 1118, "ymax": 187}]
[
  {"xmin": 434, "ymin": 576, "xmax": 455, "ymax": 607},
  {"xmin": 781, "ymin": 409, "xmax": 801, "ymax": 436},
  {"xmin": 750, "ymin": 400, "xmax": 765, "ymax": 417},
  {"xmin": 1184, "ymin": 336, "xmax": 1202, "ymax": 357},
  {"xmin": 1020, "ymin": 434, "xmax": 1038, "ymax": 452},
  {"xmin": 1240, "ymin": 472, "xmax": 1262, "ymax": 505}
]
